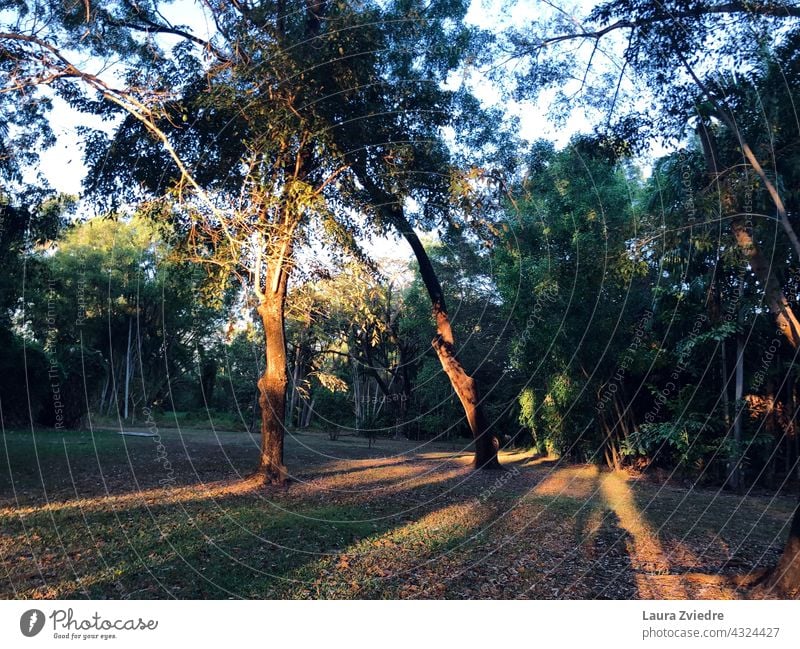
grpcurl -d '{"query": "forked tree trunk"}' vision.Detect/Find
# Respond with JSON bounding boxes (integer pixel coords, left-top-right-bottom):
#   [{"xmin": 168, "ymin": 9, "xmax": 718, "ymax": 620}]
[{"xmin": 255, "ymin": 282, "xmax": 289, "ymax": 484}]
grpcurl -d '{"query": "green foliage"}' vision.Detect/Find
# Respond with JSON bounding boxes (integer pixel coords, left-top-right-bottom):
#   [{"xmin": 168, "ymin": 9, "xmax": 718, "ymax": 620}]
[{"xmin": 17, "ymin": 217, "xmax": 225, "ymax": 425}]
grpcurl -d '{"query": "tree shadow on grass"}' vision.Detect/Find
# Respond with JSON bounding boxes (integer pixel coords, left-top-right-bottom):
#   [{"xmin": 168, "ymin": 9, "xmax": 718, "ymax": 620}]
[
  {"xmin": 4, "ymin": 459, "xmax": 498, "ymax": 598},
  {"xmin": 625, "ymin": 478, "xmax": 794, "ymax": 598},
  {"xmin": 13, "ymin": 450, "xmax": 762, "ymax": 600}
]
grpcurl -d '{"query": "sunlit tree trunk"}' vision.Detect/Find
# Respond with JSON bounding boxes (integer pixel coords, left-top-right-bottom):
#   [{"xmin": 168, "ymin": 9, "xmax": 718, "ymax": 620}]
[
  {"xmin": 385, "ymin": 202, "xmax": 501, "ymax": 470},
  {"xmin": 256, "ymin": 283, "xmax": 289, "ymax": 484},
  {"xmin": 353, "ymin": 166, "xmax": 501, "ymax": 466},
  {"xmin": 253, "ymin": 237, "xmax": 292, "ymax": 484}
]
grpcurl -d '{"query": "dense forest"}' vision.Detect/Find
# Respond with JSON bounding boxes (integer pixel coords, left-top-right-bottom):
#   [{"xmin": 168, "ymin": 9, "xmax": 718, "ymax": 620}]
[{"xmin": 2, "ymin": 0, "xmax": 800, "ymax": 598}]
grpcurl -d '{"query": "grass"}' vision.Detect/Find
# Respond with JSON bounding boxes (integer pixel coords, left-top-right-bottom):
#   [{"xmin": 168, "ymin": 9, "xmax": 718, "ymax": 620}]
[{"xmin": 1, "ymin": 427, "xmax": 796, "ymax": 599}]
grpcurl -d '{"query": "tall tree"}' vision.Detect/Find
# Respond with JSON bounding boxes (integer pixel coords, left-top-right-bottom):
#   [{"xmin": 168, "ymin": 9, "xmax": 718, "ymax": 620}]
[
  {"xmin": 506, "ymin": 0, "xmax": 800, "ymax": 595},
  {"xmin": 2, "ymin": 0, "xmax": 511, "ymax": 473}
]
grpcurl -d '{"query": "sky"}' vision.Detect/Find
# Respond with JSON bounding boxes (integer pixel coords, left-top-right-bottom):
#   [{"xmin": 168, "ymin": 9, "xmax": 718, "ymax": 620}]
[
  {"xmin": 30, "ymin": 0, "xmax": 665, "ymax": 266},
  {"xmin": 35, "ymin": 0, "xmax": 624, "ymax": 194}
]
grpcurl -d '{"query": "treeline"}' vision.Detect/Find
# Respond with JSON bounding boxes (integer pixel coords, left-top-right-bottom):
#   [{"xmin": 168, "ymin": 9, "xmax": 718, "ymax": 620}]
[{"xmin": 5, "ymin": 115, "xmax": 800, "ymax": 498}]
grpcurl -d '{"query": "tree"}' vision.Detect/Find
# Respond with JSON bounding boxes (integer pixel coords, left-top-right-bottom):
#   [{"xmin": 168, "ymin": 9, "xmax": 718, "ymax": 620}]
[
  {"xmin": 316, "ymin": 7, "xmax": 511, "ymax": 466},
  {"xmin": 504, "ymin": 0, "xmax": 800, "ymax": 597},
  {"xmin": 23, "ymin": 216, "xmax": 223, "ymax": 423},
  {"xmin": 0, "ymin": 193, "xmax": 67, "ymax": 426},
  {"xmin": 494, "ymin": 137, "xmax": 651, "ymax": 464}
]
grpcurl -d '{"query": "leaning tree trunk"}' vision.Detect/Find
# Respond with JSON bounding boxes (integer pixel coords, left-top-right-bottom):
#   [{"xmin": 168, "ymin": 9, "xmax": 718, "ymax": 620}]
[
  {"xmin": 255, "ymin": 275, "xmax": 290, "ymax": 485},
  {"xmin": 698, "ymin": 118, "xmax": 800, "ymax": 595},
  {"xmin": 407, "ymin": 235, "xmax": 500, "ymax": 468},
  {"xmin": 731, "ymin": 221, "xmax": 800, "ymax": 597},
  {"xmin": 361, "ymin": 180, "xmax": 501, "ymax": 469}
]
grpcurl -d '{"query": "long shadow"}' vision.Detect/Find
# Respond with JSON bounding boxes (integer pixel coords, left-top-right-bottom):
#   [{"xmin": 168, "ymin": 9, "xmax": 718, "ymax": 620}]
[
  {"xmin": 0, "ymin": 431, "xmax": 257, "ymax": 505},
  {"xmin": 582, "ymin": 510, "xmax": 638, "ymax": 599},
  {"xmin": 1, "ymin": 430, "xmax": 476, "ymax": 508},
  {"xmin": 5, "ymin": 441, "xmax": 584, "ymax": 599},
  {"xmin": 626, "ymin": 480, "xmax": 792, "ymax": 591},
  {"xmin": 5, "ymin": 461, "xmax": 496, "ymax": 599}
]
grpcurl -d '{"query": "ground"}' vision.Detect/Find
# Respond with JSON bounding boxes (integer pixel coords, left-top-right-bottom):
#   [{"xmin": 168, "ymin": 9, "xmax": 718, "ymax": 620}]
[{"xmin": 1, "ymin": 426, "xmax": 796, "ymax": 599}]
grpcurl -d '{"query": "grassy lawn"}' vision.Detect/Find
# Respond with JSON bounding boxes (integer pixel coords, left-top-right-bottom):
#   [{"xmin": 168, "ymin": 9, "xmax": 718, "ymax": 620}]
[{"xmin": 1, "ymin": 426, "xmax": 796, "ymax": 599}]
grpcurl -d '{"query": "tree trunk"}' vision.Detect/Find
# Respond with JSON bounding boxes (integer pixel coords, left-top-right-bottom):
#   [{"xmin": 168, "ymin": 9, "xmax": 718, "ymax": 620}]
[
  {"xmin": 427, "ymin": 302, "xmax": 501, "ymax": 468},
  {"xmin": 249, "ymin": 386, "xmax": 260, "ymax": 434},
  {"xmin": 255, "ymin": 289, "xmax": 289, "ymax": 485},
  {"xmin": 108, "ymin": 361, "xmax": 123, "ymax": 417},
  {"xmin": 721, "ymin": 340, "xmax": 731, "ymax": 426},
  {"xmin": 768, "ymin": 502, "xmax": 800, "ymax": 597},
  {"xmin": 302, "ymin": 396, "xmax": 315, "ymax": 428},
  {"xmin": 352, "ymin": 355, "xmax": 361, "ymax": 434},
  {"xmin": 795, "ymin": 384, "xmax": 800, "ymax": 483},
  {"xmin": 730, "ymin": 330, "xmax": 745, "ymax": 492},
  {"xmin": 98, "ymin": 367, "xmax": 110, "ymax": 416},
  {"xmin": 708, "ymin": 108, "xmax": 800, "ymax": 261},
  {"xmin": 124, "ymin": 316, "xmax": 132, "ymax": 421},
  {"xmin": 698, "ymin": 117, "xmax": 800, "ymax": 595},
  {"xmin": 287, "ymin": 346, "xmax": 301, "ymax": 427},
  {"xmin": 730, "ymin": 221, "xmax": 800, "ymax": 347},
  {"xmin": 395, "ymin": 353, "xmax": 411, "ymax": 440},
  {"xmin": 363, "ymin": 191, "xmax": 501, "ymax": 468}
]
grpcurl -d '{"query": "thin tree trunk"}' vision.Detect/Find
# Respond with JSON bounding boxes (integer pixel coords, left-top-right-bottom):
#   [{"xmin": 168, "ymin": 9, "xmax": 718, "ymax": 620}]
[
  {"xmin": 364, "ymin": 378, "xmax": 370, "ymax": 425},
  {"xmin": 302, "ymin": 396, "xmax": 315, "ymax": 428},
  {"xmin": 784, "ymin": 379, "xmax": 793, "ymax": 479},
  {"xmin": 697, "ymin": 117, "xmax": 800, "ymax": 345},
  {"xmin": 710, "ymin": 110, "xmax": 800, "ymax": 261},
  {"xmin": 108, "ymin": 361, "xmax": 123, "ymax": 417},
  {"xmin": 730, "ymin": 330, "xmax": 745, "ymax": 492},
  {"xmin": 721, "ymin": 340, "xmax": 731, "ymax": 426},
  {"xmin": 98, "ymin": 368, "xmax": 110, "ymax": 416},
  {"xmin": 288, "ymin": 346, "xmax": 301, "ymax": 427},
  {"xmin": 677, "ymin": 54, "xmax": 800, "ymax": 259},
  {"xmin": 352, "ymin": 356, "xmax": 361, "ymax": 434},
  {"xmin": 250, "ymin": 386, "xmax": 260, "ymax": 434},
  {"xmin": 299, "ymin": 398, "xmax": 309, "ymax": 430},
  {"xmin": 124, "ymin": 316, "xmax": 132, "ymax": 422}
]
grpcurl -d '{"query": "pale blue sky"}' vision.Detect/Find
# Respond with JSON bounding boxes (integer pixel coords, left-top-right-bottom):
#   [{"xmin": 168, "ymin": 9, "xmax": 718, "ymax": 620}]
[{"xmin": 36, "ymin": 0, "xmax": 645, "ymax": 197}]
